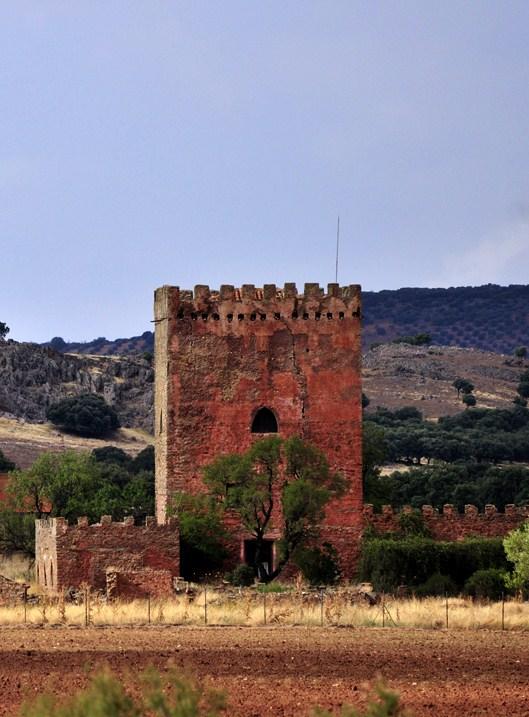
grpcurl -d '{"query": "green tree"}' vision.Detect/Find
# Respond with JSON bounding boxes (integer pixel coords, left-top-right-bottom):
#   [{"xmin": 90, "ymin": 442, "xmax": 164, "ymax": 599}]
[
  {"xmin": 0, "ymin": 321, "xmax": 9, "ymax": 340},
  {"xmin": 0, "ymin": 449, "xmax": 15, "ymax": 472},
  {"xmin": 462, "ymin": 393, "xmax": 477, "ymax": 408},
  {"xmin": 514, "ymin": 346, "xmax": 527, "ymax": 361},
  {"xmin": 171, "ymin": 493, "xmax": 228, "ymax": 581},
  {"xmin": 453, "ymin": 378, "xmax": 474, "ymax": 398},
  {"xmin": 0, "ymin": 508, "xmax": 35, "ymax": 556},
  {"xmin": 46, "ymin": 393, "xmax": 120, "ymax": 438},
  {"xmin": 504, "ymin": 523, "xmax": 529, "ymax": 592},
  {"xmin": 203, "ymin": 437, "xmax": 345, "ymax": 581}
]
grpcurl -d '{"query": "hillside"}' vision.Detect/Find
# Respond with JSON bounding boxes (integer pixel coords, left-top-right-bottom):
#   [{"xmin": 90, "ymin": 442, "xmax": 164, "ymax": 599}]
[
  {"xmin": 363, "ymin": 343, "xmax": 524, "ymax": 419},
  {"xmin": 0, "ymin": 337, "xmax": 525, "ymax": 469},
  {"xmin": 0, "ymin": 342, "xmax": 153, "ymax": 431},
  {"xmin": 41, "ymin": 283, "xmax": 529, "ymax": 356}
]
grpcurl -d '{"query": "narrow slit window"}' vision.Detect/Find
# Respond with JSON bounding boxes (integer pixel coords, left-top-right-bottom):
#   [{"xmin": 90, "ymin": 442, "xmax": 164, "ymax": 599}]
[{"xmin": 251, "ymin": 407, "xmax": 278, "ymax": 433}]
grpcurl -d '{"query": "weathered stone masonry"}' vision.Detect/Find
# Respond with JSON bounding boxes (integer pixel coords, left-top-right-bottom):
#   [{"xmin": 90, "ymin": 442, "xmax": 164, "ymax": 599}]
[
  {"xmin": 154, "ymin": 283, "xmax": 364, "ymax": 578},
  {"xmin": 35, "ymin": 516, "xmax": 179, "ymax": 595},
  {"xmin": 364, "ymin": 503, "xmax": 529, "ymax": 539}
]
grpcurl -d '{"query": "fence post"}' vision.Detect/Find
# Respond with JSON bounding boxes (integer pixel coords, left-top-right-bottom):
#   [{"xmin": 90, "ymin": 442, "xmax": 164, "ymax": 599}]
[
  {"xmin": 23, "ymin": 587, "xmax": 27, "ymax": 624},
  {"xmin": 445, "ymin": 593, "xmax": 449, "ymax": 629},
  {"xmin": 320, "ymin": 590, "xmax": 324, "ymax": 627},
  {"xmin": 501, "ymin": 593, "xmax": 505, "ymax": 631},
  {"xmin": 84, "ymin": 587, "xmax": 89, "ymax": 628},
  {"xmin": 204, "ymin": 586, "xmax": 208, "ymax": 625},
  {"xmin": 148, "ymin": 594, "xmax": 151, "ymax": 625},
  {"xmin": 382, "ymin": 592, "xmax": 385, "ymax": 628},
  {"xmin": 263, "ymin": 591, "xmax": 267, "ymax": 626}
]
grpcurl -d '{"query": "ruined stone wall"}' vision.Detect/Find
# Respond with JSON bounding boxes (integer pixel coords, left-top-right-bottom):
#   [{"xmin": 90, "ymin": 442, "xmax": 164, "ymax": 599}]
[
  {"xmin": 35, "ymin": 516, "xmax": 179, "ymax": 594},
  {"xmin": 364, "ymin": 504, "xmax": 528, "ymax": 540},
  {"xmin": 106, "ymin": 567, "xmax": 173, "ymax": 599},
  {"xmin": 0, "ymin": 575, "xmax": 28, "ymax": 605},
  {"xmin": 154, "ymin": 283, "xmax": 363, "ymax": 578}
]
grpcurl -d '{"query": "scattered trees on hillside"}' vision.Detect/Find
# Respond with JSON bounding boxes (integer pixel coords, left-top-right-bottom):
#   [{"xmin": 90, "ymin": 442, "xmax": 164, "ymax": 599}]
[
  {"xmin": 514, "ymin": 346, "xmax": 527, "ymax": 361},
  {"xmin": 452, "ymin": 378, "xmax": 474, "ymax": 398},
  {"xmin": 0, "ymin": 322, "xmax": 9, "ymax": 340},
  {"xmin": 462, "ymin": 393, "xmax": 477, "ymax": 408},
  {"xmin": 392, "ymin": 333, "xmax": 432, "ymax": 346},
  {"xmin": 46, "ymin": 393, "xmax": 120, "ymax": 438}
]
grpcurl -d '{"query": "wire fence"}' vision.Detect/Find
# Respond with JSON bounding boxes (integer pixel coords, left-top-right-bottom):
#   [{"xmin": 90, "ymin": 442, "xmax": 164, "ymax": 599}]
[{"xmin": 0, "ymin": 587, "xmax": 524, "ymax": 630}]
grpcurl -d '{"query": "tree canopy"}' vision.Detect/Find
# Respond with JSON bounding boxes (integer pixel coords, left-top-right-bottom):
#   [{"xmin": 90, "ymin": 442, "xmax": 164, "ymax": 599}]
[
  {"xmin": 46, "ymin": 393, "xmax": 120, "ymax": 438},
  {"xmin": 202, "ymin": 436, "xmax": 345, "ymax": 581}
]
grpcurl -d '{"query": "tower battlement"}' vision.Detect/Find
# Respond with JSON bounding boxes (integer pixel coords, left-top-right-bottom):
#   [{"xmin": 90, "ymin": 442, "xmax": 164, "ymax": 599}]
[{"xmin": 154, "ymin": 283, "xmax": 361, "ymax": 322}]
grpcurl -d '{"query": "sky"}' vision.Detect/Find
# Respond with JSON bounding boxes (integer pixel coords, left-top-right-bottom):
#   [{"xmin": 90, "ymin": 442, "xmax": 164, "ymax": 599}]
[{"xmin": 2, "ymin": 1, "xmax": 529, "ymax": 343}]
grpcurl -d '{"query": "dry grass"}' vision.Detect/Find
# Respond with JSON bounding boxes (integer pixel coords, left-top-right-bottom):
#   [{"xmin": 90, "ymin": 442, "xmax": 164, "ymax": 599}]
[{"xmin": 1, "ymin": 590, "xmax": 529, "ymax": 631}]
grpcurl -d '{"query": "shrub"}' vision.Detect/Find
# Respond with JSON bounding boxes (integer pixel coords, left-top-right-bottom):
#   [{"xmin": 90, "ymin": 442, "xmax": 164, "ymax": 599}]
[
  {"xmin": 0, "ymin": 449, "xmax": 15, "ymax": 472},
  {"xmin": 358, "ymin": 537, "xmax": 508, "ymax": 593},
  {"xmin": 228, "ymin": 564, "xmax": 255, "ymax": 587},
  {"xmin": 19, "ymin": 668, "xmax": 226, "ymax": 717},
  {"xmin": 46, "ymin": 394, "xmax": 120, "ymax": 438},
  {"xmin": 414, "ymin": 573, "xmax": 457, "ymax": 597},
  {"xmin": 293, "ymin": 542, "xmax": 341, "ymax": 586},
  {"xmin": 464, "ymin": 568, "xmax": 508, "ymax": 601}
]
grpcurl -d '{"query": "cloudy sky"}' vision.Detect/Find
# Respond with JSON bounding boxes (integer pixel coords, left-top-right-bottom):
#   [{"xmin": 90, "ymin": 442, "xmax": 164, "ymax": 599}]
[{"xmin": 2, "ymin": 2, "xmax": 529, "ymax": 342}]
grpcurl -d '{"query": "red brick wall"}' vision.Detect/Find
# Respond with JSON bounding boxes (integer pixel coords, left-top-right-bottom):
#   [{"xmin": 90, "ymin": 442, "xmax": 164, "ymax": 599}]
[
  {"xmin": 106, "ymin": 567, "xmax": 173, "ymax": 599},
  {"xmin": 0, "ymin": 575, "xmax": 28, "ymax": 606},
  {"xmin": 364, "ymin": 503, "xmax": 528, "ymax": 540},
  {"xmin": 35, "ymin": 516, "xmax": 179, "ymax": 594},
  {"xmin": 154, "ymin": 283, "xmax": 363, "ymax": 578}
]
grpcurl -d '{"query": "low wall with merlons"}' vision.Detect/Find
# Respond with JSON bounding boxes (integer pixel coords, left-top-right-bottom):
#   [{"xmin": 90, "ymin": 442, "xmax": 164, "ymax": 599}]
[
  {"xmin": 35, "ymin": 515, "xmax": 179, "ymax": 594},
  {"xmin": 364, "ymin": 503, "xmax": 528, "ymax": 540}
]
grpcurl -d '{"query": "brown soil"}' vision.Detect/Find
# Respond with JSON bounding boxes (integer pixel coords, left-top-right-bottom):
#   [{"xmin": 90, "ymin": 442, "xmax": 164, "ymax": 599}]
[{"xmin": 0, "ymin": 626, "xmax": 528, "ymax": 716}]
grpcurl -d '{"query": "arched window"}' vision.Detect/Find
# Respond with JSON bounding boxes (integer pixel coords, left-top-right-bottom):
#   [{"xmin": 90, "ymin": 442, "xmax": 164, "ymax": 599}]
[{"xmin": 251, "ymin": 407, "xmax": 278, "ymax": 434}]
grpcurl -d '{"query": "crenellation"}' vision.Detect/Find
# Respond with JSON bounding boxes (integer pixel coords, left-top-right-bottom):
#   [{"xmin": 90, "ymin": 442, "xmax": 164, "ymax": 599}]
[
  {"xmin": 194, "ymin": 284, "xmax": 210, "ymax": 300},
  {"xmin": 366, "ymin": 503, "xmax": 528, "ymax": 543},
  {"xmin": 304, "ymin": 282, "xmax": 321, "ymax": 298},
  {"xmin": 241, "ymin": 284, "xmax": 255, "ymax": 299},
  {"xmin": 263, "ymin": 283, "xmax": 276, "ymax": 299},
  {"xmin": 220, "ymin": 284, "xmax": 235, "ymax": 300}
]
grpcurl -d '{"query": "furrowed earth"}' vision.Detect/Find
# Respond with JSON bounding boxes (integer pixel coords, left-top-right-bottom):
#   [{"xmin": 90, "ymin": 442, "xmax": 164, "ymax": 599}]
[{"xmin": 0, "ymin": 626, "xmax": 528, "ymax": 716}]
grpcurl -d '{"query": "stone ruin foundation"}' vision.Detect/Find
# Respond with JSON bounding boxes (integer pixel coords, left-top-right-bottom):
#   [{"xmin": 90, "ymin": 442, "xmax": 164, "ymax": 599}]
[{"xmin": 35, "ymin": 515, "xmax": 179, "ymax": 597}]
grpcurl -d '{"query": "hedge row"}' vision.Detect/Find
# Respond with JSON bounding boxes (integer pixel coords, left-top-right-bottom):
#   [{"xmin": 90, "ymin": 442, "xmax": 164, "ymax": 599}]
[{"xmin": 358, "ymin": 537, "xmax": 508, "ymax": 593}]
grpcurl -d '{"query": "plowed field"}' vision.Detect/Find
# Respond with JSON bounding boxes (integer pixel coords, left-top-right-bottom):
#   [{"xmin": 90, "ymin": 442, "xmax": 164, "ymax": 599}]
[{"xmin": 0, "ymin": 626, "xmax": 528, "ymax": 716}]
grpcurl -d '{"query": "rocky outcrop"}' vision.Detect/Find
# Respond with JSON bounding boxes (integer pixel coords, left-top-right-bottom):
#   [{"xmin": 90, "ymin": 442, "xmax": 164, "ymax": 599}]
[{"xmin": 0, "ymin": 342, "xmax": 153, "ymax": 432}]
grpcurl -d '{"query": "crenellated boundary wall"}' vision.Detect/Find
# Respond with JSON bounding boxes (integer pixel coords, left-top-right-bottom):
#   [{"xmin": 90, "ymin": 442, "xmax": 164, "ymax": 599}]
[{"xmin": 364, "ymin": 503, "xmax": 529, "ymax": 540}]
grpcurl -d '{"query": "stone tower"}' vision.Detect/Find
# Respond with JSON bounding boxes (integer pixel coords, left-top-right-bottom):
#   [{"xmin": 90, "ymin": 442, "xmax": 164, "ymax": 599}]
[{"xmin": 154, "ymin": 282, "xmax": 363, "ymax": 576}]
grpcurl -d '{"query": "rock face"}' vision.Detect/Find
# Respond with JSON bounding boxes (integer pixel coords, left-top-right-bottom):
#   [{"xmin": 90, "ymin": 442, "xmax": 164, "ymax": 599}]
[{"xmin": 0, "ymin": 341, "xmax": 153, "ymax": 432}]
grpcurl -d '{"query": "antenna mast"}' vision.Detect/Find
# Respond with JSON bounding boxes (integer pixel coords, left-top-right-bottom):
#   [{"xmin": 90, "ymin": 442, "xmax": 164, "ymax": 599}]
[{"xmin": 335, "ymin": 216, "xmax": 340, "ymax": 283}]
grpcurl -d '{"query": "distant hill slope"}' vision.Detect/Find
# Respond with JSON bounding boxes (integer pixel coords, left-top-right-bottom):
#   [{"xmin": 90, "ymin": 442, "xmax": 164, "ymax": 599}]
[
  {"xmin": 0, "ymin": 342, "xmax": 153, "ymax": 432},
  {"xmin": 363, "ymin": 342, "xmax": 525, "ymax": 419},
  {"xmin": 42, "ymin": 284, "xmax": 529, "ymax": 356},
  {"xmin": 1, "ymin": 336, "xmax": 526, "ymax": 469},
  {"xmin": 362, "ymin": 284, "xmax": 529, "ymax": 354}
]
